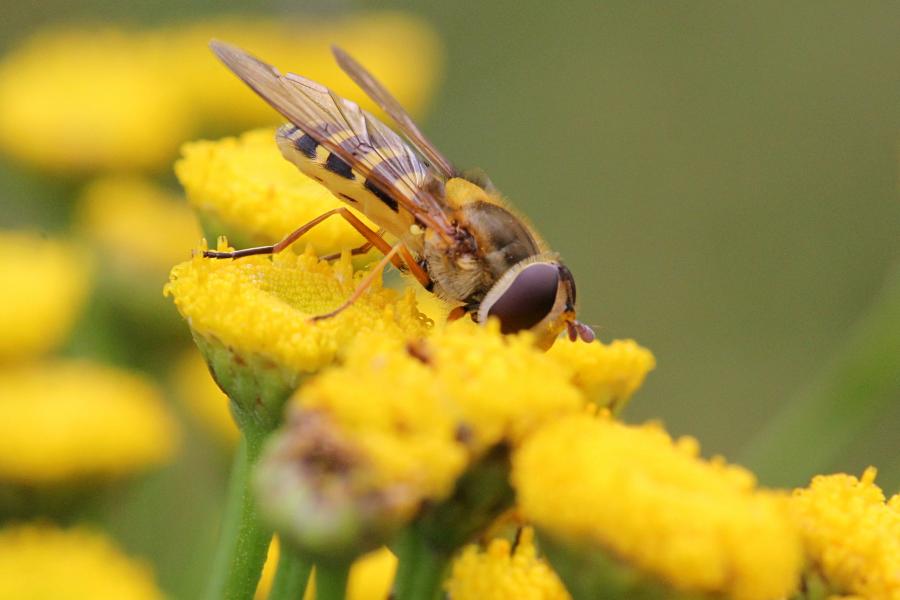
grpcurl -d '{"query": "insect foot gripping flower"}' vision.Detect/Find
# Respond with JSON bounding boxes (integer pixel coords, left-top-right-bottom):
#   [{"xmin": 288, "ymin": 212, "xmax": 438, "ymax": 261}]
[
  {"xmin": 0, "ymin": 360, "xmax": 178, "ymax": 489},
  {"xmin": 445, "ymin": 526, "xmax": 572, "ymax": 600},
  {"xmin": 165, "ymin": 244, "xmax": 429, "ymax": 432},
  {"xmin": 0, "ymin": 523, "xmax": 164, "ymax": 599},
  {"xmin": 791, "ymin": 467, "xmax": 900, "ymax": 599},
  {"xmin": 176, "ymin": 128, "xmax": 375, "ymax": 255},
  {"xmin": 513, "ymin": 413, "xmax": 803, "ymax": 600},
  {"xmin": 0, "ymin": 232, "xmax": 91, "ymax": 364}
]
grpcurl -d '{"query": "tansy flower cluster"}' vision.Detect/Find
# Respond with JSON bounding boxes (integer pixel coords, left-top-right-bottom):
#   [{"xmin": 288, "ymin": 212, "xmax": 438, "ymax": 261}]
[
  {"xmin": 164, "ymin": 122, "xmax": 896, "ymax": 600},
  {"xmin": 0, "ymin": 13, "xmax": 441, "ymax": 174}
]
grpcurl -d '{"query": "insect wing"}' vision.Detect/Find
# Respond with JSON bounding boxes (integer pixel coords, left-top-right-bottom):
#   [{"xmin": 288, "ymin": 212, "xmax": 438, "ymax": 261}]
[
  {"xmin": 209, "ymin": 40, "xmax": 452, "ymax": 235},
  {"xmin": 331, "ymin": 45, "xmax": 456, "ymax": 178}
]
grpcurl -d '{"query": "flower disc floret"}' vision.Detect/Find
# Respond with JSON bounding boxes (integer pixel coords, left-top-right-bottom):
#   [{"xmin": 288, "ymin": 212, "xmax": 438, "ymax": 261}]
[{"xmin": 513, "ymin": 414, "xmax": 802, "ymax": 600}]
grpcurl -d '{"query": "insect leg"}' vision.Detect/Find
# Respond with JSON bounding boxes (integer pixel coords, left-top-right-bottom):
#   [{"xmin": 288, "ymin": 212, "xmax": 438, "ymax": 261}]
[
  {"xmin": 309, "ymin": 243, "xmax": 405, "ymax": 322},
  {"xmin": 319, "ymin": 229, "xmax": 385, "ymax": 261},
  {"xmin": 203, "ymin": 208, "xmax": 346, "ymax": 259}
]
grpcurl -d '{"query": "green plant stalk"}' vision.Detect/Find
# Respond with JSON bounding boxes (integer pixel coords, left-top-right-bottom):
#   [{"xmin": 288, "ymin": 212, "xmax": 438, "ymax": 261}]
[
  {"xmin": 392, "ymin": 526, "xmax": 449, "ymax": 600},
  {"xmin": 741, "ymin": 265, "xmax": 900, "ymax": 488},
  {"xmin": 204, "ymin": 426, "xmax": 272, "ymax": 600},
  {"xmin": 267, "ymin": 545, "xmax": 313, "ymax": 600},
  {"xmin": 314, "ymin": 561, "xmax": 350, "ymax": 600}
]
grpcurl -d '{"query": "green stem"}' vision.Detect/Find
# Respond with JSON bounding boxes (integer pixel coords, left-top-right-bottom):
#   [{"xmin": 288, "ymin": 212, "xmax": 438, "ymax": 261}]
[
  {"xmin": 314, "ymin": 561, "xmax": 350, "ymax": 600},
  {"xmin": 740, "ymin": 265, "xmax": 900, "ymax": 488},
  {"xmin": 267, "ymin": 544, "xmax": 313, "ymax": 600},
  {"xmin": 204, "ymin": 428, "xmax": 273, "ymax": 600},
  {"xmin": 392, "ymin": 527, "xmax": 448, "ymax": 600}
]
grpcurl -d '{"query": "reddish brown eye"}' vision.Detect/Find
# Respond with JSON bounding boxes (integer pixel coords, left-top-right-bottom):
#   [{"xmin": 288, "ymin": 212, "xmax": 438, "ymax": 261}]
[{"xmin": 486, "ymin": 263, "xmax": 560, "ymax": 334}]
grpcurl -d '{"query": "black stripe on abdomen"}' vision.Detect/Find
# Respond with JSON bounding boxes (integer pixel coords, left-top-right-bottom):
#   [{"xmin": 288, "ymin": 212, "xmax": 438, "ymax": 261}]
[
  {"xmin": 325, "ymin": 153, "xmax": 354, "ymax": 179},
  {"xmin": 364, "ymin": 179, "xmax": 399, "ymax": 212},
  {"xmin": 294, "ymin": 134, "xmax": 318, "ymax": 159}
]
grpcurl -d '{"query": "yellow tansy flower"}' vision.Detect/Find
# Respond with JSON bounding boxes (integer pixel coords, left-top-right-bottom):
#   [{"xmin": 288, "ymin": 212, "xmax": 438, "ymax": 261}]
[
  {"xmin": 0, "ymin": 231, "xmax": 90, "ymax": 363},
  {"xmin": 0, "ymin": 360, "xmax": 178, "ymax": 484},
  {"xmin": 0, "ymin": 523, "xmax": 163, "ymax": 599},
  {"xmin": 0, "ymin": 28, "xmax": 189, "ymax": 173},
  {"xmin": 176, "ymin": 128, "xmax": 373, "ymax": 253},
  {"xmin": 513, "ymin": 413, "xmax": 802, "ymax": 600},
  {"xmin": 792, "ymin": 467, "xmax": 900, "ymax": 599},
  {"xmin": 546, "ymin": 337, "xmax": 655, "ymax": 413},
  {"xmin": 166, "ymin": 242, "xmax": 429, "ymax": 380},
  {"xmin": 446, "ymin": 527, "xmax": 571, "ymax": 600},
  {"xmin": 172, "ymin": 347, "xmax": 237, "ymax": 445},
  {"xmin": 0, "ymin": 15, "xmax": 441, "ymax": 174},
  {"xmin": 257, "ymin": 321, "xmax": 643, "ymax": 557},
  {"xmin": 167, "ymin": 13, "xmax": 442, "ymax": 130},
  {"xmin": 76, "ymin": 175, "xmax": 201, "ymax": 277}
]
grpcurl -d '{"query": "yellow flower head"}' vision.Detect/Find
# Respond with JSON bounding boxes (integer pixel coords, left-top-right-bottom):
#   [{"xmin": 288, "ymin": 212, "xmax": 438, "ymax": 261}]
[
  {"xmin": 0, "ymin": 231, "xmax": 91, "ymax": 363},
  {"xmin": 76, "ymin": 175, "xmax": 201, "ymax": 277},
  {"xmin": 167, "ymin": 13, "xmax": 442, "ymax": 130},
  {"xmin": 0, "ymin": 523, "xmax": 163, "ymax": 599},
  {"xmin": 546, "ymin": 337, "xmax": 656, "ymax": 413},
  {"xmin": 0, "ymin": 360, "xmax": 179, "ymax": 484},
  {"xmin": 513, "ymin": 413, "xmax": 802, "ymax": 600},
  {"xmin": 0, "ymin": 28, "xmax": 189, "ymax": 173},
  {"xmin": 256, "ymin": 321, "xmax": 652, "ymax": 558},
  {"xmin": 176, "ymin": 128, "xmax": 372, "ymax": 253},
  {"xmin": 0, "ymin": 14, "xmax": 441, "ymax": 174},
  {"xmin": 445, "ymin": 526, "xmax": 572, "ymax": 600},
  {"xmin": 171, "ymin": 348, "xmax": 237, "ymax": 445},
  {"xmin": 791, "ymin": 467, "xmax": 900, "ymax": 599},
  {"xmin": 166, "ymin": 241, "xmax": 429, "ymax": 377}
]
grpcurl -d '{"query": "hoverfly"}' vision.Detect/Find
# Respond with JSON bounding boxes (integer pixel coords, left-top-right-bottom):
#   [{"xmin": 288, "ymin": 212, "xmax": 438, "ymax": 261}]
[{"xmin": 205, "ymin": 41, "xmax": 595, "ymax": 349}]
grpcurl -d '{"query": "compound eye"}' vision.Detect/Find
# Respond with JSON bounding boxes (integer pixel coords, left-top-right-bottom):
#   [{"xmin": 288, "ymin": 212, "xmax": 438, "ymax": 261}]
[{"xmin": 486, "ymin": 263, "xmax": 560, "ymax": 334}]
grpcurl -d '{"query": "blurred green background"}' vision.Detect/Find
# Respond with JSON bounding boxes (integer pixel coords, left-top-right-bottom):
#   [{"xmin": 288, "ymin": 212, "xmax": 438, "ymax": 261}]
[{"xmin": 0, "ymin": 1, "xmax": 897, "ymax": 596}]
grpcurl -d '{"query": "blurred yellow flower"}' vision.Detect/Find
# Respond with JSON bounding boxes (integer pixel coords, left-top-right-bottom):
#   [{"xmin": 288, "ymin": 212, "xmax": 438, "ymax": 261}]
[
  {"xmin": 168, "ymin": 12, "xmax": 442, "ymax": 130},
  {"xmin": 0, "ymin": 28, "xmax": 189, "ymax": 173},
  {"xmin": 791, "ymin": 467, "xmax": 900, "ymax": 599},
  {"xmin": 348, "ymin": 547, "xmax": 398, "ymax": 600},
  {"xmin": 0, "ymin": 14, "xmax": 441, "ymax": 174},
  {"xmin": 445, "ymin": 527, "xmax": 571, "ymax": 600},
  {"xmin": 166, "ymin": 243, "xmax": 430, "ymax": 379},
  {"xmin": 0, "ymin": 360, "xmax": 179, "ymax": 484},
  {"xmin": 513, "ymin": 413, "xmax": 802, "ymax": 600},
  {"xmin": 0, "ymin": 231, "xmax": 90, "ymax": 363},
  {"xmin": 172, "ymin": 347, "xmax": 238, "ymax": 445},
  {"xmin": 0, "ymin": 523, "xmax": 163, "ymax": 599},
  {"xmin": 176, "ymin": 128, "xmax": 372, "ymax": 254},
  {"xmin": 76, "ymin": 175, "xmax": 201, "ymax": 277},
  {"xmin": 254, "ymin": 539, "xmax": 396, "ymax": 600}
]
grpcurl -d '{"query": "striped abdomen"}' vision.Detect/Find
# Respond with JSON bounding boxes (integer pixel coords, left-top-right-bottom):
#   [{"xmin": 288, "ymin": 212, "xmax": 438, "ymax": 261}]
[{"xmin": 276, "ymin": 124, "xmax": 421, "ymax": 252}]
